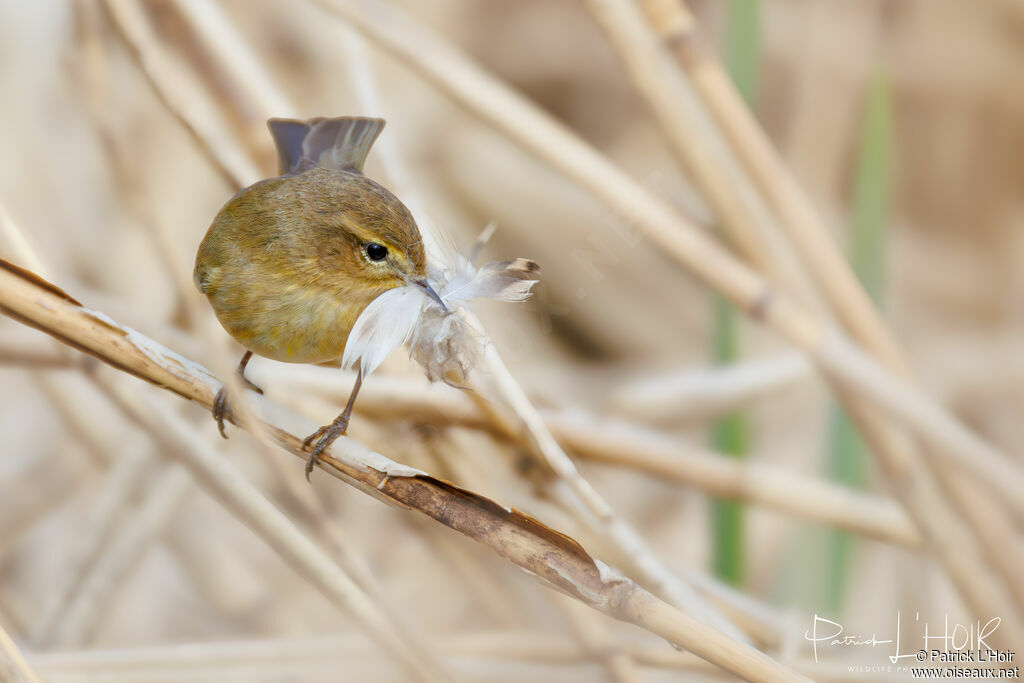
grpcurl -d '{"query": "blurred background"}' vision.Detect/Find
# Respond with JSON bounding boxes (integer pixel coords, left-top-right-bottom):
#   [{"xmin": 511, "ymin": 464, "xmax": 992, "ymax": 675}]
[{"xmin": 0, "ymin": 0, "xmax": 1022, "ymax": 680}]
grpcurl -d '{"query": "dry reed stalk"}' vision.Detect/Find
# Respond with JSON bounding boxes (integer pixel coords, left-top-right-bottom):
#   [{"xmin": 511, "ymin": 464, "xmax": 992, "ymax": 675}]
[
  {"xmin": 556, "ymin": 596, "xmax": 648, "ymax": 683},
  {"xmin": 46, "ymin": 467, "xmax": 193, "ymax": 647},
  {"xmin": 638, "ymin": 0, "xmax": 1024, "ymax": 618},
  {"xmin": 0, "ymin": 450, "xmax": 82, "ymax": 549},
  {"xmin": 0, "ymin": 258, "xmax": 809, "ymax": 683},
  {"xmin": 100, "ymin": 0, "xmax": 257, "ymax": 189},
  {"xmin": 581, "ymin": 0, "xmax": 817, "ymax": 306},
  {"xmin": 36, "ymin": 634, "xmax": 880, "ymax": 681},
  {"xmin": 0, "ymin": 623, "xmax": 40, "ymax": 683},
  {"xmin": 31, "ymin": 447, "xmax": 158, "ymax": 644},
  {"xmin": 546, "ymin": 414, "xmax": 920, "ymax": 548},
  {"xmin": 609, "ymin": 352, "xmax": 812, "ymax": 422},
  {"xmin": 637, "ymin": 0, "xmax": 904, "ymax": 371},
  {"xmin": 0, "ymin": 338, "xmax": 78, "ymax": 369},
  {"xmin": 313, "ymin": 0, "xmax": 1024, "ymax": 639},
  {"xmin": 676, "ymin": 567, "xmax": 793, "ymax": 649},
  {"xmin": 278, "ymin": 366, "xmax": 920, "ymax": 547},
  {"xmin": 168, "ymin": 0, "xmax": 292, "ymax": 153},
  {"xmin": 33, "ymin": 632, "xmax": 850, "ymax": 678},
  {"xmin": 148, "ymin": 0, "xmax": 743, "ymax": 641}
]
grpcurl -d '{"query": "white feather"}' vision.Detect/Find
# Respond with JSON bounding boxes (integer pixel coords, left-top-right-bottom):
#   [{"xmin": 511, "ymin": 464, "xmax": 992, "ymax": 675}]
[
  {"xmin": 443, "ymin": 261, "xmax": 538, "ymax": 304},
  {"xmin": 342, "ymin": 285, "xmax": 424, "ymax": 375},
  {"xmin": 343, "ymin": 226, "xmax": 538, "ymax": 381}
]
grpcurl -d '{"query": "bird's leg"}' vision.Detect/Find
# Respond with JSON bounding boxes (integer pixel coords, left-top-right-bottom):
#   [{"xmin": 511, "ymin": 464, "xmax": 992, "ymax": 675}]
[
  {"xmin": 302, "ymin": 368, "xmax": 363, "ymax": 480},
  {"xmin": 213, "ymin": 350, "xmax": 263, "ymax": 438}
]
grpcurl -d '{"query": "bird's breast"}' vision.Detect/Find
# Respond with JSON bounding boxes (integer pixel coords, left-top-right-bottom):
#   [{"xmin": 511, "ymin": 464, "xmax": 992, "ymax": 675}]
[{"xmin": 209, "ymin": 277, "xmax": 366, "ymax": 364}]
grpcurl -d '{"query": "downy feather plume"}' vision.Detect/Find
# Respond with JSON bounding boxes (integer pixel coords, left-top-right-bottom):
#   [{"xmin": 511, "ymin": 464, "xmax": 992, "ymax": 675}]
[{"xmin": 342, "ymin": 227, "xmax": 539, "ymax": 380}]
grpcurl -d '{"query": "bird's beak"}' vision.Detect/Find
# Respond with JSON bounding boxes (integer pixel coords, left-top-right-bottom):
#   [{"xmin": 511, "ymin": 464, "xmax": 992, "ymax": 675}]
[{"xmin": 416, "ymin": 280, "xmax": 446, "ymax": 310}]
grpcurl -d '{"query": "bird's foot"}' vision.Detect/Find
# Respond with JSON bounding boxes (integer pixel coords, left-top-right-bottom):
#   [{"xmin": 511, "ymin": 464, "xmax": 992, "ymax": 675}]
[
  {"xmin": 213, "ymin": 387, "xmax": 231, "ymax": 439},
  {"xmin": 211, "ymin": 379, "xmax": 263, "ymax": 439},
  {"xmin": 302, "ymin": 417, "xmax": 349, "ymax": 481}
]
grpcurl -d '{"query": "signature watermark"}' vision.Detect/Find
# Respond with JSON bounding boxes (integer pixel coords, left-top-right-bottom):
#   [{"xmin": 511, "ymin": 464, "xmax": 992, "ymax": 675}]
[{"xmin": 804, "ymin": 613, "xmax": 1010, "ymax": 666}]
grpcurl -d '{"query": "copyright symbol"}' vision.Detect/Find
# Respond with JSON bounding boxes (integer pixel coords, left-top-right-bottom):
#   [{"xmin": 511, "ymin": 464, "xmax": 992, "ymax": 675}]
[{"xmin": 916, "ymin": 650, "xmax": 927, "ymax": 661}]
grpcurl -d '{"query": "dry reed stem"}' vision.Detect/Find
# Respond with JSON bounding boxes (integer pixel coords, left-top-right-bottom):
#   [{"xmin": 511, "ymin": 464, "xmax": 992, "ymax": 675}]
[
  {"xmin": 31, "ymin": 447, "xmax": 158, "ymax": 645},
  {"xmin": 32, "ymin": 633, "xmax": 857, "ymax": 679},
  {"xmin": 581, "ymin": 0, "xmax": 817, "ymax": 306},
  {"xmin": 638, "ymin": 0, "xmax": 904, "ymax": 371},
  {"xmin": 0, "ymin": 338, "xmax": 78, "ymax": 369},
  {"xmin": 47, "ymin": 467, "xmax": 193, "ymax": 647},
  {"xmin": 639, "ymin": 0, "xmax": 1024, "ymax": 619},
  {"xmin": 609, "ymin": 352, "xmax": 812, "ymax": 422},
  {"xmin": 314, "ymin": 0, "xmax": 1024, "ymax": 637},
  {"xmin": 33, "ymin": 633, "xmax": 885, "ymax": 681},
  {"xmin": 0, "ymin": 623, "xmax": 41, "ymax": 683},
  {"xmin": 100, "ymin": 0, "xmax": 258, "ymax": 189},
  {"xmin": 677, "ymin": 567, "xmax": 793, "ymax": 649},
  {"xmin": 0, "ymin": 259, "xmax": 809, "ymax": 683},
  {"xmin": 546, "ymin": 414, "xmax": 920, "ymax": 548},
  {"xmin": 138, "ymin": 0, "xmax": 744, "ymax": 641},
  {"xmin": 278, "ymin": 366, "xmax": 920, "ymax": 547},
  {"xmin": 0, "ymin": 451, "xmax": 81, "ymax": 548},
  {"xmin": 556, "ymin": 596, "xmax": 648, "ymax": 683},
  {"xmin": 837, "ymin": 391, "xmax": 1024, "ymax": 648}
]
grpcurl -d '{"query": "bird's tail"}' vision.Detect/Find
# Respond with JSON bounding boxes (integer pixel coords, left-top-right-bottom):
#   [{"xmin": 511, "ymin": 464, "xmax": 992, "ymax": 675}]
[{"xmin": 267, "ymin": 116, "xmax": 385, "ymax": 175}]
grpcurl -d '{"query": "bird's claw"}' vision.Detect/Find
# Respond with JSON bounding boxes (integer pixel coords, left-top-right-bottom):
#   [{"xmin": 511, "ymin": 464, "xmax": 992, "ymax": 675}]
[
  {"xmin": 302, "ymin": 420, "xmax": 348, "ymax": 481},
  {"xmin": 212, "ymin": 379, "xmax": 263, "ymax": 439},
  {"xmin": 213, "ymin": 387, "xmax": 230, "ymax": 439},
  {"xmin": 241, "ymin": 376, "xmax": 264, "ymax": 395}
]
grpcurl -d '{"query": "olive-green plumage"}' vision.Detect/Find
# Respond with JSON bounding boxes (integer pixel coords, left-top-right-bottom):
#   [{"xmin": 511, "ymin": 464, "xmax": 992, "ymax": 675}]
[{"xmin": 194, "ymin": 117, "xmax": 426, "ymax": 365}]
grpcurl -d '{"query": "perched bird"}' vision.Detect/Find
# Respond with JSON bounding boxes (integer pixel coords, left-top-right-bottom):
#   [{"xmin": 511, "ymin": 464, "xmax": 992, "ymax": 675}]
[{"xmin": 195, "ymin": 116, "xmax": 538, "ymax": 478}]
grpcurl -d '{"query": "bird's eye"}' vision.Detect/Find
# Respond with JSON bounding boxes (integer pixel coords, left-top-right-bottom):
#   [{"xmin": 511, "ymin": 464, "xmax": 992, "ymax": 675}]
[{"xmin": 365, "ymin": 243, "xmax": 388, "ymax": 262}]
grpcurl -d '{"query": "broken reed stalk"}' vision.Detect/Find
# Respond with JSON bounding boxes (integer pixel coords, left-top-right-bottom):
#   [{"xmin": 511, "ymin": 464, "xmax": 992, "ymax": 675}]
[
  {"xmin": 314, "ymin": 0, "xmax": 1024, "ymax": 641},
  {"xmin": 0, "ymin": 259, "xmax": 811, "ymax": 683},
  {"xmin": 634, "ymin": 0, "xmax": 1024, "ymax": 620},
  {"xmin": 113, "ymin": 0, "xmax": 743, "ymax": 641}
]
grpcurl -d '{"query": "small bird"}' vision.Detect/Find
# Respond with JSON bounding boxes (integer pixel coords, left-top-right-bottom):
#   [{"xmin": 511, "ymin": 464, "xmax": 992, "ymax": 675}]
[{"xmin": 194, "ymin": 116, "xmax": 443, "ymax": 475}]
